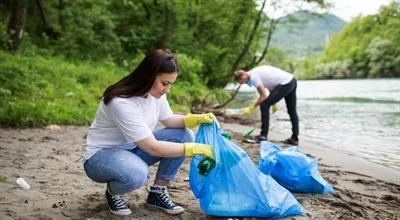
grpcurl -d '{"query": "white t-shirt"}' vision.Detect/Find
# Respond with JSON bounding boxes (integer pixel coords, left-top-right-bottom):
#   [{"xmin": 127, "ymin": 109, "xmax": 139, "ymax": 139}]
[
  {"xmin": 83, "ymin": 95, "xmax": 173, "ymax": 161},
  {"xmin": 249, "ymin": 65, "xmax": 293, "ymax": 91}
]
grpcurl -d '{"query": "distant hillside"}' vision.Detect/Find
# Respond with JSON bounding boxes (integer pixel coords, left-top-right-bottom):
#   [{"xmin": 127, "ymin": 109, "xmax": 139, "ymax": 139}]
[
  {"xmin": 318, "ymin": 1, "xmax": 400, "ymax": 78},
  {"xmin": 271, "ymin": 11, "xmax": 347, "ymax": 59}
]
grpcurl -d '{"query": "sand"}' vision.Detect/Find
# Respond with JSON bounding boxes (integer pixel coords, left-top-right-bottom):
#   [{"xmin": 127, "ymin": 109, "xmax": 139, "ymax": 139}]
[{"xmin": 0, "ymin": 123, "xmax": 399, "ymax": 219}]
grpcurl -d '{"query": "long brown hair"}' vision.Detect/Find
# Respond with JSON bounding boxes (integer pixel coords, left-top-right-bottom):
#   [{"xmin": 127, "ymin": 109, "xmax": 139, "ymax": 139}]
[{"xmin": 103, "ymin": 49, "xmax": 179, "ymax": 105}]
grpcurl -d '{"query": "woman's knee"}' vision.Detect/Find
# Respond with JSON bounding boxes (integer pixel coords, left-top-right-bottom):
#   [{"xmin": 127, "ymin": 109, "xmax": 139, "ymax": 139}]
[
  {"xmin": 116, "ymin": 155, "xmax": 150, "ymax": 192},
  {"xmin": 130, "ymin": 169, "xmax": 149, "ymax": 190},
  {"xmin": 123, "ymin": 166, "xmax": 149, "ymax": 192}
]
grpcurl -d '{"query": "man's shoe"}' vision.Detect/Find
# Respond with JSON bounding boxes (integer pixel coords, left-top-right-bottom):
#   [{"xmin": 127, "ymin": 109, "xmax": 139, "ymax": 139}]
[
  {"xmin": 105, "ymin": 186, "xmax": 132, "ymax": 216},
  {"xmin": 282, "ymin": 137, "xmax": 298, "ymax": 145},
  {"xmin": 146, "ymin": 185, "xmax": 184, "ymax": 215},
  {"xmin": 254, "ymin": 135, "xmax": 268, "ymax": 143}
]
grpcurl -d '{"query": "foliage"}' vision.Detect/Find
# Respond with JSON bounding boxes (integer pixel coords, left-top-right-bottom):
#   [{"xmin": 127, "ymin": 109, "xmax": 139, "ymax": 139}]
[
  {"xmin": 317, "ymin": 1, "xmax": 400, "ymax": 78},
  {"xmin": 1, "ymin": 0, "xmax": 265, "ymax": 87},
  {"xmin": 0, "ymin": 51, "xmax": 211, "ymax": 126},
  {"xmin": 0, "ymin": 51, "xmax": 125, "ymax": 126},
  {"xmin": 0, "ymin": 0, "xmax": 328, "ymax": 126},
  {"xmin": 0, "ymin": 21, "xmax": 7, "ymax": 50},
  {"xmin": 366, "ymin": 37, "xmax": 400, "ymax": 77},
  {"xmin": 294, "ymin": 56, "xmax": 319, "ymax": 79},
  {"xmin": 262, "ymin": 47, "xmax": 295, "ymax": 73},
  {"xmin": 0, "ymin": 174, "xmax": 7, "ymax": 182},
  {"xmin": 314, "ymin": 59, "xmax": 353, "ymax": 79}
]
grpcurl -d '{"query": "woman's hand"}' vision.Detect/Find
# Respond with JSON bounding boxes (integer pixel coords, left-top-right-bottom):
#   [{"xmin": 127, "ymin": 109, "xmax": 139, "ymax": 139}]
[
  {"xmin": 183, "ymin": 143, "xmax": 214, "ymax": 159},
  {"xmin": 184, "ymin": 113, "xmax": 215, "ymax": 128}
]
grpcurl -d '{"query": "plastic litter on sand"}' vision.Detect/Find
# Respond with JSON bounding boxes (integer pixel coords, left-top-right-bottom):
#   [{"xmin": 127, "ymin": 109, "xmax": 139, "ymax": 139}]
[{"xmin": 16, "ymin": 177, "xmax": 30, "ymax": 190}]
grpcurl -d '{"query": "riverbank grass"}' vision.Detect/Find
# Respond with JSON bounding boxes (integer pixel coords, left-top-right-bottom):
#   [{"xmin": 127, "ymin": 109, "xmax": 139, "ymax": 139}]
[{"xmin": 0, "ymin": 51, "xmax": 227, "ymax": 127}]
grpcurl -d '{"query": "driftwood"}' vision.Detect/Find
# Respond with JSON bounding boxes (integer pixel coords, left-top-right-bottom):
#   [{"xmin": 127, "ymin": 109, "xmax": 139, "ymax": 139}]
[{"xmin": 191, "ymin": 84, "xmax": 242, "ymax": 114}]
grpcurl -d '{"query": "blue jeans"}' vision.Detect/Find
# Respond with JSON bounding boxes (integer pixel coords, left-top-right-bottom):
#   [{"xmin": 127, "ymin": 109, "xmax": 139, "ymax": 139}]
[{"xmin": 84, "ymin": 128, "xmax": 194, "ymax": 195}]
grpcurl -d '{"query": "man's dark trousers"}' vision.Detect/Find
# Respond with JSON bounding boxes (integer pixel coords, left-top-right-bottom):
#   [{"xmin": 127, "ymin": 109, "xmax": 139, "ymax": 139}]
[{"xmin": 259, "ymin": 78, "xmax": 299, "ymax": 140}]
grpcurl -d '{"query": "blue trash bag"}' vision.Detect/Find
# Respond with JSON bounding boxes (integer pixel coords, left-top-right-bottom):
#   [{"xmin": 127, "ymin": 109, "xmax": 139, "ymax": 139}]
[
  {"xmin": 189, "ymin": 122, "xmax": 303, "ymax": 217},
  {"xmin": 259, "ymin": 141, "xmax": 334, "ymax": 194}
]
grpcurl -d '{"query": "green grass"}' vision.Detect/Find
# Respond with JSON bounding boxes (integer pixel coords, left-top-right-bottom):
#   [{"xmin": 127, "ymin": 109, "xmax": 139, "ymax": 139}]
[
  {"xmin": 0, "ymin": 51, "xmax": 127, "ymax": 126},
  {"xmin": 0, "ymin": 51, "xmax": 225, "ymax": 127},
  {"xmin": 0, "ymin": 174, "xmax": 6, "ymax": 182}
]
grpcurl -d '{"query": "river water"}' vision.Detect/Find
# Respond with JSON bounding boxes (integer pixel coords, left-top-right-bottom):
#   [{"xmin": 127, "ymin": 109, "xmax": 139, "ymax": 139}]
[{"xmin": 225, "ymin": 79, "xmax": 400, "ymax": 170}]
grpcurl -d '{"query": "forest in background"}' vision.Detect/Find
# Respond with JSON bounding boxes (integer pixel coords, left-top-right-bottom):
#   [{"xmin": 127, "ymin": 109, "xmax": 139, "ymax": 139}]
[
  {"xmin": 0, "ymin": 0, "xmax": 398, "ymax": 127},
  {"xmin": 298, "ymin": 1, "xmax": 400, "ymax": 79}
]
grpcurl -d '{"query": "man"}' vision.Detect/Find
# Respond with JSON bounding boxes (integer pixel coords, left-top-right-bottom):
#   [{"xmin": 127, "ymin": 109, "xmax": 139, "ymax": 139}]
[{"xmin": 234, "ymin": 65, "xmax": 299, "ymax": 145}]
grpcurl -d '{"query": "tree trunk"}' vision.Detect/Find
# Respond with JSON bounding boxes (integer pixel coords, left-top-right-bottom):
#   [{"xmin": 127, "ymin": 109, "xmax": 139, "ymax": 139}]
[
  {"xmin": 229, "ymin": 0, "xmax": 267, "ymax": 74},
  {"xmin": 139, "ymin": 0, "xmax": 151, "ymax": 19},
  {"xmin": 248, "ymin": 18, "xmax": 277, "ymax": 68},
  {"xmin": 35, "ymin": 0, "xmax": 58, "ymax": 39},
  {"xmin": 7, "ymin": 0, "xmax": 27, "ymax": 52},
  {"xmin": 216, "ymin": 2, "xmax": 251, "ymax": 63},
  {"xmin": 206, "ymin": 0, "xmax": 266, "ymax": 110},
  {"xmin": 160, "ymin": 3, "xmax": 172, "ymax": 47},
  {"xmin": 213, "ymin": 84, "xmax": 242, "ymax": 109},
  {"xmin": 58, "ymin": 0, "xmax": 65, "ymax": 30}
]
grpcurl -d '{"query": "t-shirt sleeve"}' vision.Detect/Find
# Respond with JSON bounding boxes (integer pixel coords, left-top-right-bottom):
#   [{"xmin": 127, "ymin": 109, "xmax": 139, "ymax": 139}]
[
  {"xmin": 107, "ymin": 99, "xmax": 153, "ymax": 143},
  {"xmin": 158, "ymin": 95, "xmax": 173, "ymax": 121},
  {"xmin": 250, "ymin": 71, "xmax": 263, "ymax": 88}
]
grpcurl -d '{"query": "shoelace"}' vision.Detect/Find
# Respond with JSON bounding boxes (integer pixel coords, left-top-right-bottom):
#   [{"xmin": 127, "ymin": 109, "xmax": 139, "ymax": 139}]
[
  {"xmin": 112, "ymin": 195, "xmax": 129, "ymax": 209},
  {"xmin": 159, "ymin": 190, "xmax": 175, "ymax": 207}
]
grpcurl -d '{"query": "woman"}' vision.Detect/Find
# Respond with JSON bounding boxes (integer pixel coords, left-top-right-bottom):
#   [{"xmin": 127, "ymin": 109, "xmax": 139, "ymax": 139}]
[{"xmin": 83, "ymin": 49, "xmax": 215, "ymax": 216}]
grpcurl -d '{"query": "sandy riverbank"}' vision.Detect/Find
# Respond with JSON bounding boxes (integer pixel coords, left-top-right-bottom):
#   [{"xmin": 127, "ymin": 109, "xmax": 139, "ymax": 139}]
[{"xmin": 0, "ymin": 124, "xmax": 399, "ymax": 219}]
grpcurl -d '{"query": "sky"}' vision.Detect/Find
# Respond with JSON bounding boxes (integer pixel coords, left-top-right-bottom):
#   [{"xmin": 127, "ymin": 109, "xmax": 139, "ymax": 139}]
[
  {"xmin": 327, "ymin": 0, "xmax": 393, "ymax": 22},
  {"xmin": 263, "ymin": 0, "xmax": 395, "ymax": 22}
]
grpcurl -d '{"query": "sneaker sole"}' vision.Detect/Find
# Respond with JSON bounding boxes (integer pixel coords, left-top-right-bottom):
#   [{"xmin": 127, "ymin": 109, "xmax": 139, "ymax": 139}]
[
  {"xmin": 109, "ymin": 209, "xmax": 132, "ymax": 216},
  {"xmin": 145, "ymin": 203, "xmax": 184, "ymax": 215}
]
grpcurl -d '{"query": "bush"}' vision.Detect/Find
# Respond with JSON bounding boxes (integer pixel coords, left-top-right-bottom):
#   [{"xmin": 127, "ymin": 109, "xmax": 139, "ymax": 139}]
[
  {"xmin": 314, "ymin": 60, "xmax": 353, "ymax": 79},
  {"xmin": 366, "ymin": 37, "xmax": 400, "ymax": 77},
  {"xmin": 0, "ymin": 51, "xmax": 217, "ymax": 126},
  {"xmin": 319, "ymin": 2, "xmax": 400, "ymax": 78},
  {"xmin": 0, "ymin": 51, "xmax": 126, "ymax": 126}
]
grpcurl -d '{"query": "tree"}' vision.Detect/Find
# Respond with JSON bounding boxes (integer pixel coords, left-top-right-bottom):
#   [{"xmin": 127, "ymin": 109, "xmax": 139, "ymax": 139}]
[
  {"xmin": 319, "ymin": 1, "xmax": 400, "ymax": 78},
  {"xmin": 366, "ymin": 37, "xmax": 399, "ymax": 77},
  {"xmin": 7, "ymin": 0, "xmax": 27, "ymax": 52},
  {"xmin": 230, "ymin": 0, "xmax": 267, "ymax": 75},
  {"xmin": 34, "ymin": 0, "xmax": 59, "ymax": 39},
  {"xmin": 249, "ymin": 17, "xmax": 277, "ymax": 67},
  {"xmin": 207, "ymin": 0, "xmax": 328, "ymax": 110}
]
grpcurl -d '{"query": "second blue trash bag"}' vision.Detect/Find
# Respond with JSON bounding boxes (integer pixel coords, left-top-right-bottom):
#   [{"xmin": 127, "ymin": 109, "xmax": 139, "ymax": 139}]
[
  {"xmin": 189, "ymin": 122, "xmax": 303, "ymax": 217},
  {"xmin": 259, "ymin": 141, "xmax": 334, "ymax": 194}
]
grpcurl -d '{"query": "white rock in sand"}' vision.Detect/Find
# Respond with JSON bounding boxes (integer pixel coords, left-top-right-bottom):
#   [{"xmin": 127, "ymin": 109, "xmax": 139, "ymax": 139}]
[
  {"xmin": 16, "ymin": 177, "xmax": 30, "ymax": 190},
  {"xmin": 45, "ymin": 124, "xmax": 61, "ymax": 130}
]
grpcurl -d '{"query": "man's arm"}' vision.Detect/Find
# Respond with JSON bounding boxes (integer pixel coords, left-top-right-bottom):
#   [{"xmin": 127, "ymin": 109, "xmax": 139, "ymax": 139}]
[{"xmin": 253, "ymin": 85, "xmax": 269, "ymax": 107}]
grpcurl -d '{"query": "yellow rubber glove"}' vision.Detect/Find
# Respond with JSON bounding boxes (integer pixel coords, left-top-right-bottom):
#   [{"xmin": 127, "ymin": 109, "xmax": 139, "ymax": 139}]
[
  {"xmin": 184, "ymin": 113, "xmax": 215, "ymax": 129},
  {"xmin": 242, "ymin": 105, "xmax": 256, "ymax": 115},
  {"xmin": 272, "ymin": 104, "xmax": 278, "ymax": 114},
  {"xmin": 184, "ymin": 143, "xmax": 214, "ymax": 159}
]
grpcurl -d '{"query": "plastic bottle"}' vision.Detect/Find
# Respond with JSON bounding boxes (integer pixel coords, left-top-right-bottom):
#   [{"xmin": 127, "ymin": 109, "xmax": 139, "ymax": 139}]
[
  {"xmin": 197, "ymin": 158, "xmax": 216, "ymax": 176},
  {"xmin": 221, "ymin": 132, "xmax": 232, "ymax": 140},
  {"xmin": 16, "ymin": 177, "xmax": 30, "ymax": 190}
]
